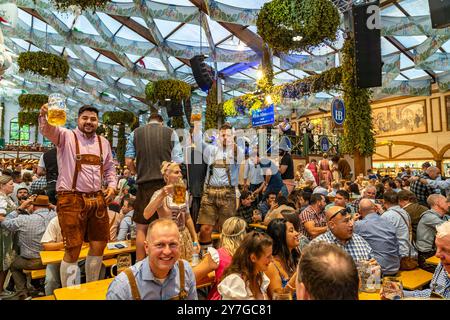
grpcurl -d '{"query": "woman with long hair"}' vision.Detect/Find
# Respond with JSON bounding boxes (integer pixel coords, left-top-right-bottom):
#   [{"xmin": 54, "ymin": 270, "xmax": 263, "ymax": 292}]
[
  {"xmin": 318, "ymin": 153, "xmax": 332, "ymax": 185},
  {"xmin": 192, "ymin": 217, "xmax": 247, "ymax": 300},
  {"xmin": 143, "ymin": 161, "xmax": 199, "ymax": 261},
  {"xmin": 218, "ymin": 232, "xmax": 273, "ymax": 300},
  {"xmin": 0, "ymin": 173, "xmax": 17, "ymax": 298},
  {"xmin": 264, "ymin": 218, "xmax": 300, "ymax": 299},
  {"xmin": 306, "ymin": 159, "xmax": 319, "ymax": 186}
]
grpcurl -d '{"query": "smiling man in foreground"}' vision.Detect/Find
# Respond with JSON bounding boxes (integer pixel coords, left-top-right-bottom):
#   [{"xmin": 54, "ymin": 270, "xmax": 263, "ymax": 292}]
[{"xmin": 106, "ymin": 219, "xmax": 197, "ymax": 300}]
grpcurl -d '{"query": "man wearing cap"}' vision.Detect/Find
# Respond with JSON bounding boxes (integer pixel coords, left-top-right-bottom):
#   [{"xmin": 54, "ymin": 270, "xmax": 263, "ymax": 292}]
[
  {"xmin": 125, "ymin": 113, "xmax": 183, "ymax": 261},
  {"xmin": 0, "ymin": 195, "xmax": 56, "ymax": 299},
  {"xmin": 310, "ymin": 206, "xmax": 374, "ymax": 263},
  {"xmin": 279, "ymin": 136, "xmax": 295, "ymax": 194}
]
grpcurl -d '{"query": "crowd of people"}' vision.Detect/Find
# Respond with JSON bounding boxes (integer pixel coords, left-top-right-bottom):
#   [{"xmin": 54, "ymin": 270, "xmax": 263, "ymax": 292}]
[{"xmin": 0, "ymin": 103, "xmax": 449, "ymax": 300}]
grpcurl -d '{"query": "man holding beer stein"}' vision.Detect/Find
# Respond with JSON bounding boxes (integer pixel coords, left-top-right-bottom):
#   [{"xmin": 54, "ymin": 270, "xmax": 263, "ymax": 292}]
[
  {"xmin": 39, "ymin": 98, "xmax": 117, "ymax": 288},
  {"xmin": 193, "ymin": 122, "xmax": 244, "ymax": 254}
]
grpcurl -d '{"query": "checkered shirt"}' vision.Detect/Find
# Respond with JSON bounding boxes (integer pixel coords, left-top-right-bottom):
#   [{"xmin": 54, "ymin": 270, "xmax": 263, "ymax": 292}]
[
  {"xmin": 299, "ymin": 205, "xmax": 327, "ymax": 240},
  {"xmin": 30, "ymin": 176, "xmax": 47, "ymax": 194},
  {"xmin": 410, "ymin": 174, "xmax": 437, "ymax": 205},
  {"xmin": 310, "ymin": 230, "xmax": 373, "ymax": 263}
]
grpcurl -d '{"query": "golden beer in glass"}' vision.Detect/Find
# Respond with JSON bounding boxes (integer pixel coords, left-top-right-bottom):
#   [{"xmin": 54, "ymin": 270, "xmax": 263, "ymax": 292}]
[
  {"xmin": 47, "ymin": 93, "xmax": 67, "ymax": 127},
  {"xmin": 173, "ymin": 180, "xmax": 186, "ymax": 205}
]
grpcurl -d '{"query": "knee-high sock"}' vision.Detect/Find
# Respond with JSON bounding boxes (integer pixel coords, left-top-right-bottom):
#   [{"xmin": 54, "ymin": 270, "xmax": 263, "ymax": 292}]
[
  {"xmin": 60, "ymin": 261, "xmax": 80, "ymax": 288},
  {"xmin": 85, "ymin": 255, "xmax": 103, "ymax": 283}
]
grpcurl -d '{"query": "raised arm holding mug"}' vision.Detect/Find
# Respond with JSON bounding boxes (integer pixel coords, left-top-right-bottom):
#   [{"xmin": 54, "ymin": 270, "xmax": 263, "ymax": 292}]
[{"xmin": 39, "ymin": 103, "xmax": 117, "ymax": 288}]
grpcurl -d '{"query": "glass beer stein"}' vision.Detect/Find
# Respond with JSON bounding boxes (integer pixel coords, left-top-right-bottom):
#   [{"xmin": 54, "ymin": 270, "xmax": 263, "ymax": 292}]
[
  {"xmin": 173, "ymin": 179, "xmax": 186, "ymax": 205},
  {"xmin": 47, "ymin": 93, "xmax": 67, "ymax": 127}
]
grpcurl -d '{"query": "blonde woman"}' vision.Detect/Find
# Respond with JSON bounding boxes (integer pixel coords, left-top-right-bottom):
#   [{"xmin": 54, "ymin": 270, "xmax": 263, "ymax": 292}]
[
  {"xmin": 192, "ymin": 217, "xmax": 247, "ymax": 300},
  {"xmin": 143, "ymin": 161, "xmax": 199, "ymax": 261}
]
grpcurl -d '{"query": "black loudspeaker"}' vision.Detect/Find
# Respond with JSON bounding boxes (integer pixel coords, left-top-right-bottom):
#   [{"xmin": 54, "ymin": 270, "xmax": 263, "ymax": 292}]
[
  {"xmin": 428, "ymin": 0, "xmax": 450, "ymax": 29},
  {"xmin": 352, "ymin": 1, "xmax": 382, "ymax": 88},
  {"xmin": 190, "ymin": 55, "xmax": 213, "ymax": 91},
  {"xmin": 166, "ymin": 100, "xmax": 183, "ymax": 117}
]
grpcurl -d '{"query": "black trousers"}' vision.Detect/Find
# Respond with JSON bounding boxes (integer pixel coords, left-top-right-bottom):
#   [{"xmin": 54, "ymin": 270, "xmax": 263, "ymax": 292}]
[{"xmin": 418, "ymin": 250, "xmax": 437, "ymax": 273}]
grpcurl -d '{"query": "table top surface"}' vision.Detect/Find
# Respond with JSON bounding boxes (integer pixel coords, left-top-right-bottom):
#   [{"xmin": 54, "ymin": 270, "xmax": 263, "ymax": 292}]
[
  {"xmin": 358, "ymin": 291, "xmax": 381, "ymax": 300},
  {"xmin": 398, "ymin": 268, "xmax": 434, "ymax": 290},
  {"xmin": 40, "ymin": 241, "xmax": 136, "ymax": 265},
  {"xmin": 54, "ymin": 278, "xmax": 113, "ymax": 300},
  {"xmin": 425, "ymin": 256, "xmax": 440, "ymax": 266}
]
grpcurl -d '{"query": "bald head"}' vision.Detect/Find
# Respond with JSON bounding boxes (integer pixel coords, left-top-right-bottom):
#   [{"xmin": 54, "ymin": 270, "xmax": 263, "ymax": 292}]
[
  {"xmin": 325, "ymin": 206, "xmax": 346, "ymax": 222},
  {"xmin": 359, "ymin": 199, "xmax": 375, "ymax": 218},
  {"xmin": 146, "ymin": 219, "xmax": 179, "ymax": 242}
]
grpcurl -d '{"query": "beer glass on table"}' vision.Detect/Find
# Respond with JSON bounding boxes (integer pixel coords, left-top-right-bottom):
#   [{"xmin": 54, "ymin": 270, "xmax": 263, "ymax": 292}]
[
  {"xmin": 380, "ymin": 277, "xmax": 404, "ymax": 300},
  {"xmin": 272, "ymin": 287, "xmax": 293, "ymax": 300},
  {"xmin": 47, "ymin": 93, "xmax": 67, "ymax": 127}
]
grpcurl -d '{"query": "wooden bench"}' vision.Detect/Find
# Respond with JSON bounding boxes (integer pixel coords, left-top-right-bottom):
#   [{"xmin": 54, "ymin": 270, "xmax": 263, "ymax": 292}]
[
  {"xmin": 398, "ymin": 268, "xmax": 433, "ymax": 290},
  {"xmin": 248, "ymin": 223, "xmax": 267, "ymax": 230},
  {"xmin": 425, "ymin": 256, "xmax": 439, "ymax": 266},
  {"xmin": 102, "ymin": 258, "xmax": 116, "ymax": 268},
  {"xmin": 32, "ymin": 295, "xmax": 55, "ymax": 300},
  {"xmin": 24, "ymin": 269, "xmax": 46, "ymax": 280}
]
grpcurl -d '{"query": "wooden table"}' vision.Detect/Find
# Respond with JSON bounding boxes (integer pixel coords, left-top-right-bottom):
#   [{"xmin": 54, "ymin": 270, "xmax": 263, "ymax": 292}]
[
  {"xmin": 54, "ymin": 278, "xmax": 113, "ymax": 300},
  {"xmin": 40, "ymin": 241, "xmax": 136, "ymax": 265},
  {"xmin": 358, "ymin": 291, "xmax": 381, "ymax": 300},
  {"xmin": 425, "ymin": 256, "xmax": 440, "ymax": 266},
  {"xmin": 398, "ymin": 268, "xmax": 434, "ymax": 290},
  {"xmin": 248, "ymin": 223, "xmax": 267, "ymax": 230}
]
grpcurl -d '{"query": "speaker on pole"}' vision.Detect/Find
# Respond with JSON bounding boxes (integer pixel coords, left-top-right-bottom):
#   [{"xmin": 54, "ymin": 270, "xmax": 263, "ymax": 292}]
[
  {"xmin": 428, "ymin": 0, "xmax": 450, "ymax": 29},
  {"xmin": 190, "ymin": 55, "xmax": 214, "ymax": 91},
  {"xmin": 352, "ymin": 0, "xmax": 382, "ymax": 88}
]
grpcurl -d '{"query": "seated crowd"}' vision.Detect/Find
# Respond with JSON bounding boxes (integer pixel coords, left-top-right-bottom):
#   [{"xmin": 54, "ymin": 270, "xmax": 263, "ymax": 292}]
[{"xmin": 0, "ymin": 152, "xmax": 449, "ymax": 300}]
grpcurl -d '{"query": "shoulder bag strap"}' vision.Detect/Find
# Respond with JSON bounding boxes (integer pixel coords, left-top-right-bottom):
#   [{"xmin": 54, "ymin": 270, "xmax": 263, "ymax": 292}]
[
  {"xmin": 392, "ymin": 208, "xmax": 413, "ymax": 257},
  {"xmin": 124, "ymin": 268, "xmax": 141, "ymax": 300}
]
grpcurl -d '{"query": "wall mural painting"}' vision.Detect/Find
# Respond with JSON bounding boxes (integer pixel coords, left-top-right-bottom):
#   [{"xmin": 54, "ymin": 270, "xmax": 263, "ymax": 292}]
[{"xmin": 372, "ymin": 100, "xmax": 427, "ymax": 137}]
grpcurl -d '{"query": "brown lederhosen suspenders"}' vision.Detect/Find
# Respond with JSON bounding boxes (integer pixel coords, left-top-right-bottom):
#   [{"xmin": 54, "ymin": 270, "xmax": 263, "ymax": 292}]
[
  {"xmin": 71, "ymin": 131, "xmax": 104, "ymax": 191},
  {"xmin": 123, "ymin": 260, "xmax": 188, "ymax": 300},
  {"xmin": 206, "ymin": 148, "xmax": 233, "ymax": 188}
]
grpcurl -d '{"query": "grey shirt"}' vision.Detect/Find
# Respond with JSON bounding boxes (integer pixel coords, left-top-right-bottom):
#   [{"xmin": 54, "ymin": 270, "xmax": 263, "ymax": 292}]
[
  {"xmin": 381, "ymin": 206, "xmax": 417, "ymax": 258},
  {"xmin": 116, "ymin": 210, "xmax": 135, "ymax": 242},
  {"xmin": 1, "ymin": 208, "xmax": 56, "ymax": 259},
  {"xmin": 416, "ymin": 209, "xmax": 445, "ymax": 253},
  {"xmin": 354, "ymin": 213, "xmax": 400, "ymax": 275},
  {"xmin": 106, "ymin": 259, "xmax": 197, "ymax": 300}
]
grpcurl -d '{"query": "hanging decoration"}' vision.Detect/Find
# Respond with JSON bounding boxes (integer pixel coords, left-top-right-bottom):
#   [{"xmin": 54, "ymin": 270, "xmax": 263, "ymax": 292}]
[
  {"xmin": 18, "ymin": 111, "xmax": 39, "ymax": 127},
  {"xmin": 145, "ymin": 79, "xmax": 191, "ymax": 105},
  {"xmin": 17, "ymin": 51, "xmax": 69, "ymax": 81},
  {"xmin": 50, "ymin": 0, "xmax": 111, "ymax": 12},
  {"xmin": 18, "ymin": 94, "xmax": 48, "ymax": 111},
  {"xmin": 257, "ymin": 0, "xmax": 340, "ymax": 53},
  {"xmin": 205, "ymin": 82, "xmax": 224, "ymax": 130}
]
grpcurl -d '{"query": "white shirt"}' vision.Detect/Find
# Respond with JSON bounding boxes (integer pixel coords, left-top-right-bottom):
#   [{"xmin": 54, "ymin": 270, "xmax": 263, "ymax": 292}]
[
  {"xmin": 302, "ymin": 169, "xmax": 317, "ymax": 187},
  {"xmin": 218, "ymin": 273, "xmax": 270, "ymax": 300},
  {"xmin": 41, "ymin": 216, "xmax": 63, "ymax": 243}
]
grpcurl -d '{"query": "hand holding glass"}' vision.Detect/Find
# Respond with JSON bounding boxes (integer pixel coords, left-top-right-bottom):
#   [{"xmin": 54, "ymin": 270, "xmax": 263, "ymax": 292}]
[{"xmin": 47, "ymin": 93, "xmax": 67, "ymax": 127}]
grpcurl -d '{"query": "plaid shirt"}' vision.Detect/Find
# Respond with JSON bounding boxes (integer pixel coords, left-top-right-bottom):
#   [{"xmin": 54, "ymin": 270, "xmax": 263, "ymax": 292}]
[
  {"xmin": 404, "ymin": 263, "xmax": 450, "ymax": 299},
  {"xmin": 1, "ymin": 209, "xmax": 56, "ymax": 259},
  {"xmin": 350, "ymin": 198, "xmax": 381, "ymax": 213},
  {"xmin": 410, "ymin": 174, "xmax": 436, "ymax": 205},
  {"xmin": 299, "ymin": 205, "xmax": 327, "ymax": 240},
  {"xmin": 311, "ymin": 230, "xmax": 373, "ymax": 263},
  {"xmin": 30, "ymin": 176, "xmax": 47, "ymax": 194},
  {"xmin": 237, "ymin": 202, "xmax": 257, "ymax": 225}
]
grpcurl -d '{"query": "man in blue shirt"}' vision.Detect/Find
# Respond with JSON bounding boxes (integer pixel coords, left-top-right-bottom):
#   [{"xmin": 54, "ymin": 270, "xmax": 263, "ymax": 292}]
[
  {"xmin": 116, "ymin": 198, "xmax": 136, "ymax": 242},
  {"xmin": 253, "ymin": 154, "xmax": 288, "ymax": 200},
  {"xmin": 354, "ymin": 199, "xmax": 400, "ymax": 275},
  {"xmin": 106, "ymin": 219, "xmax": 197, "ymax": 300}
]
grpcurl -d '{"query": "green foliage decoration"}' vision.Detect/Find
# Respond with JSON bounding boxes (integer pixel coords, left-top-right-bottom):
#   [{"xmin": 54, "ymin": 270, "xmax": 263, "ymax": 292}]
[
  {"xmin": 18, "ymin": 52, "xmax": 69, "ymax": 81},
  {"xmin": 339, "ymin": 37, "xmax": 375, "ymax": 157},
  {"xmin": 18, "ymin": 111, "xmax": 39, "ymax": 127},
  {"xmin": 171, "ymin": 116, "xmax": 185, "ymax": 129},
  {"xmin": 102, "ymin": 111, "xmax": 137, "ymax": 127},
  {"xmin": 18, "ymin": 94, "xmax": 49, "ymax": 111},
  {"xmin": 50, "ymin": 0, "xmax": 110, "ymax": 11},
  {"xmin": 257, "ymin": 44, "xmax": 274, "ymax": 93},
  {"xmin": 205, "ymin": 82, "xmax": 224, "ymax": 130},
  {"xmin": 257, "ymin": 0, "xmax": 340, "ymax": 53},
  {"xmin": 145, "ymin": 79, "xmax": 191, "ymax": 105},
  {"xmin": 116, "ymin": 124, "xmax": 126, "ymax": 166}
]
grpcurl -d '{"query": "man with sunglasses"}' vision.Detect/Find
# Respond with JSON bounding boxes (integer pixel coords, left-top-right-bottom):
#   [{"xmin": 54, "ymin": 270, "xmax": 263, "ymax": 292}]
[
  {"xmin": 107, "ymin": 219, "xmax": 197, "ymax": 300},
  {"xmin": 310, "ymin": 206, "xmax": 374, "ymax": 263},
  {"xmin": 403, "ymin": 221, "xmax": 450, "ymax": 299}
]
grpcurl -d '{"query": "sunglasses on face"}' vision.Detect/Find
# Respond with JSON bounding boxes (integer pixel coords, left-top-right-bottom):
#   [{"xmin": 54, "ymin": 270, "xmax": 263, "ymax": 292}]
[{"xmin": 329, "ymin": 208, "xmax": 348, "ymax": 221}]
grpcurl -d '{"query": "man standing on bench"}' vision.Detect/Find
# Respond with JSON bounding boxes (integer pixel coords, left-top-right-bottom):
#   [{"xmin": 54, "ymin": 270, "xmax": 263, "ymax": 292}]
[{"xmin": 39, "ymin": 104, "xmax": 117, "ymax": 288}]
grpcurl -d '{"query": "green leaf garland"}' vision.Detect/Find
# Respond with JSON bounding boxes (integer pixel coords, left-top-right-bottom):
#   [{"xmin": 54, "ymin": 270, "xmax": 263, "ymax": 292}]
[
  {"xmin": 18, "ymin": 111, "xmax": 39, "ymax": 127},
  {"xmin": 18, "ymin": 94, "xmax": 49, "ymax": 111},
  {"xmin": 145, "ymin": 79, "xmax": 191, "ymax": 105},
  {"xmin": 18, "ymin": 52, "xmax": 69, "ymax": 81},
  {"xmin": 51, "ymin": 0, "xmax": 110, "ymax": 12}
]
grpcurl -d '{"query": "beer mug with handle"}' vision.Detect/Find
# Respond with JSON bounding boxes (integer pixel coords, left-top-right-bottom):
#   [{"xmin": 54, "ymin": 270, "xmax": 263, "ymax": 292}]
[
  {"xmin": 47, "ymin": 93, "xmax": 67, "ymax": 127},
  {"xmin": 110, "ymin": 253, "xmax": 132, "ymax": 277}
]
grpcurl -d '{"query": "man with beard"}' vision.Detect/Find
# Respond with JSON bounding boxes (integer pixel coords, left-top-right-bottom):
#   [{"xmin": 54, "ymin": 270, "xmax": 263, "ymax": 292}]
[
  {"xmin": 39, "ymin": 104, "xmax": 117, "ymax": 288},
  {"xmin": 16, "ymin": 187, "xmax": 30, "ymax": 207}
]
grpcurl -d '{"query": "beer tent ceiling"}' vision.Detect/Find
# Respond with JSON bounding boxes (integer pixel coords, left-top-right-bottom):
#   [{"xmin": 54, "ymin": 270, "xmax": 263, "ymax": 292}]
[{"xmin": 0, "ymin": 0, "xmax": 449, "ymax": 119}]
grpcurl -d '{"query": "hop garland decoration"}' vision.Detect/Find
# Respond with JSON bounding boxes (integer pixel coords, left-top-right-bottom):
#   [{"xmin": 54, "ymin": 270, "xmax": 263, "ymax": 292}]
[
  {"xmin": 145, "ymin": 79, "xmax": 191, "ymax": 105},
  {"xmin": 205, "ymin": 82, "xmax": 224, "ymax": 130},
  {"xmin": 18, "ymin": 94, "xmax": 49, "ymax": 111},
  {"xmin": 257, "ymin": 0, "xmax": 340, "ymax": 53},
  {"xmin": 51, "ymin": 0, "xmax": 110, "ymax": 12},
  {"xmin": 18, "ymin": 52, "xmax": 69, "ymax": 81},
  {"xmin": 18, "ymin": 111, "xmax": 39, "ymax": 127}
]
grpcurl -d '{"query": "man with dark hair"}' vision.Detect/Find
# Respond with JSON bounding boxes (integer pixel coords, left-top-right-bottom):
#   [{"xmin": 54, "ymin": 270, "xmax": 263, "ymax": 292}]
[
  {"xmin": 331, "ymin": 155, "xmax": 352, "ymax": 181},
  {"xmin": 125, "ymin": 111, "xmax": 183, "ymax": 261},
  {"xmin": 381, "ymin": 191, "xmax": 417, "ymax": 271},
  {"xmin": 16, "ymin": 187, "xmax": 30, "ymax": 207},
  {"xmin": 296, "ymin": 242, "xmax": 359, "ymax": 300},
  {"xmin": 194, "ymin": 122, "xmax": 244, "ymax": 254},
  {"xmin": 237, "ymin": 190, "xmax": 258, "ymax": 225},
  {"xmin": 257, "ymin": 191, "xmax": 277, "ymax": 218},
  {"xmin": 299, "ymin": 193, "xmax": 327, "ymax": 240},
  {"xmin": 410, "ymin": 162, "xmax": 437, "ymax": 207},
  {"xmin": 117, "ymin": 198, "xmax": 136, "ymax": 242},
  {"xmin": 326, "ymin": 189, "xmax": 355, "ymax": 214},
  {"xmin": 39, "ymin": 103, "xmax": 117, "ymax": 288},
  {"xmin": 397, "ymin": 190, "xmax": 428, "ymax": 241}
]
